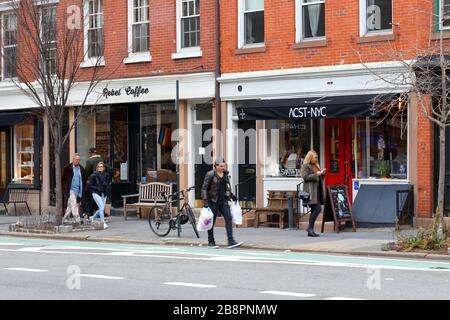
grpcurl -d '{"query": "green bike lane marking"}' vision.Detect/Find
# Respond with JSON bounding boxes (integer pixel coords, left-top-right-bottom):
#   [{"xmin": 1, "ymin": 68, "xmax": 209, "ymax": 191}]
[{"xmin": 0, "ymin": 236, "xmax": 449, "ymax": 271}]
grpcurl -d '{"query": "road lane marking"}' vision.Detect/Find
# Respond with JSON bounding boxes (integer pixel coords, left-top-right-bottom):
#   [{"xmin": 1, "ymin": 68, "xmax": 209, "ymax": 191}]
[
  {"xmin": 164, "ymin": 282, "xmax": 216, "ymax": 288},
  {"xmin": 4, "ymin": 268, "xmax": 48, "ymax": 273},
  {"xmin": 78, "ymin": 274, "xmax": 124, "ymax": 280},
  {"xmin": 385, "ymin": 278, "xmax": 395, "ymax": 281},
  {"xmin": 17, "ymin": 247, "xmax": 47, "ymax": 252},
  {"xmin": 261, "ymin": 291, "xmax": 316, "ymax": 298},
  {"xmin": 325, "ymin": 297, "xmax": 366, "ymax": 300}
]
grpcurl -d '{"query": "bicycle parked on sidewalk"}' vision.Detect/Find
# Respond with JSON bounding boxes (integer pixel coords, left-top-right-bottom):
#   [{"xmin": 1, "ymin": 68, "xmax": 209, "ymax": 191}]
[{"xmin": 148, "ymin": 186, "xmax": 199, "ymax": 238}]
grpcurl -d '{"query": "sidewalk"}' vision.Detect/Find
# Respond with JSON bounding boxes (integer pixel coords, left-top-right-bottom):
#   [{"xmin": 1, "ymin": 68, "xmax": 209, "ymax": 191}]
[{"xmin": 0, "ymin": 215, "xmax": 448, "ymax": 260}]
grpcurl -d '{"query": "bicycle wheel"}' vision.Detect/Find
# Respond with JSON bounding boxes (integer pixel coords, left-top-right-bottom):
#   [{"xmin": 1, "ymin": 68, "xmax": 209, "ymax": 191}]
[
  {"xmin": 149, "ymin": 206, "xmax": 172, "ymax": 237},
  {"xmin": 186, "ymin": 206, "xmax": 200, "ymax": 238}
]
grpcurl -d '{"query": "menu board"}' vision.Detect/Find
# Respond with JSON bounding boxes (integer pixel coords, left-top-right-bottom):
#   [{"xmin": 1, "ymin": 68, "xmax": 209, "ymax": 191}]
[{"xmin": 322, "ymin": 185, "xmax": 356, "ymax": 233}]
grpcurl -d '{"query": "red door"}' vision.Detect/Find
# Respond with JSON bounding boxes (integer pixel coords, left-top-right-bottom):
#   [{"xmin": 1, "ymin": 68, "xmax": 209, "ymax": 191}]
[{"xmin": 324, "ymin": 118, "xmax": 361, "ymax": 203}]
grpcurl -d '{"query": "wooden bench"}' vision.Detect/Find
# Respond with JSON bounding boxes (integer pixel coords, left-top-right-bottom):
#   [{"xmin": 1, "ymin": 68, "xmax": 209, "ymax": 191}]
[
  {"xmin": 254, "ymin": 191, "xmax": 298, "ymax": 229},
  {"xmin": 122, "ymin": 182, "xmax": 172, "ymax": 220},
  {"xmin": 0, "ymin": 185, "xmax": 31, "ymax": 216}
]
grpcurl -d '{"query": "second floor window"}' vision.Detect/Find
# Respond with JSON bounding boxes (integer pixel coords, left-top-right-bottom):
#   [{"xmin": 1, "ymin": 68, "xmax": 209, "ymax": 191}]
[
  {"xmin": 132, "ymin": 0, "xmax": 149, "ymax": 53},
  {"xmin": 41, "ymin": 6, "xmax": 57, "ymax": 75},
  {"xmin": 87, "ymin": 0, "xmax": 103, "ymax": 58},
  {"xmin": 3, "ymin": 13, "xmax": 17, "ymax": 79},
  {"xmin": 244, "ymin": 0, "xmax": 264, "ymax": 45},
  {"xmin": 301, "ymin": 0, "xmax": 325, "ymax": 40},
  {"xmin": 364, "ymin": 0, "xmax": 392, "ymax": 34},
  {"xmin": 440, "ymin": 0, "xmax": 450, "ymax": 29},
  {"xmin": 181, "ymin": 0, "xmax": 200, "ymax": 48}
]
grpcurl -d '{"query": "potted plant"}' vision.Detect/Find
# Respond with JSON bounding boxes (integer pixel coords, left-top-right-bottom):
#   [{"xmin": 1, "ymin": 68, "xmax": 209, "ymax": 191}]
[{"xmin": 377, "ymin": 160, "xmax": 390, "ymax": 178}]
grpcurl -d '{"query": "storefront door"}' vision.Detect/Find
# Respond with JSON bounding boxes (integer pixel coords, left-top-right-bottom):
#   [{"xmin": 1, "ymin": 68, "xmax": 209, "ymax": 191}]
[
  {"xmin": 0, "ymin": 127, "xmax": 11, "ymax": 200},
  {"xmin": 325, "ymin": 118, "xmax": 360, "ymax": 202}
]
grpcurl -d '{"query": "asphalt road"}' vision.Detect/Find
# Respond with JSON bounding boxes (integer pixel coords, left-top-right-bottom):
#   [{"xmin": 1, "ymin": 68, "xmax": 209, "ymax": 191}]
[{"xmin": 0, "ymin": 236, "xmax": 449, "ymax": 300}]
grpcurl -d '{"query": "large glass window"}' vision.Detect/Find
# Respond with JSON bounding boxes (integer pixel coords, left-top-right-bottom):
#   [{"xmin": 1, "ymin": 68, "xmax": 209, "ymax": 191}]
[
  {"xmin": 181, "ymin": 0, "xmax": 200, "ymax": 48},
  {"xmin": 14, "ymin": 119, "xmax": 34, "ymax": 184},
  {"xmin": 265, "ymin": 119, "xmax": 320, "ymax": 177},
  {"xmin": 365, "ymin": 0, "xmax": 392, "ymax": 34},
  {"xmin": 131, "ymin": 0, "xmax": 149, "ymax": 53},
  {"xmin": 141, "ymin": 103, "xmax": 177, "ymax": 182},
  {"xmin": 244, "ymin": 0, "xmax": 264, "ymax": 45},
  {"xmin": 301, "ymin": 0, "xmax": 325, "ymax": 40},
  {"xmin": 2, "ymin": 13, "xmax": 17, "ymax": 79},
  {"xmin": 87, "ymin": 0, "xmax": 103, "ymax": 58},
  {"xmin": 358, "ymin": 111, "xmax": 408, "ymax": 179}
]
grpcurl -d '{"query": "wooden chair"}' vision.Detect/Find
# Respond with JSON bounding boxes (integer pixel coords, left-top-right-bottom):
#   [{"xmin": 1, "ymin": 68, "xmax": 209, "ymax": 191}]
[
  {"xmin": 0, "ymin": 185, "xmax": 31, "ymax": 216},
  {"xmin": 122, "ymin": 182, "xmax": 172, "ymax": 220},
  {"xmin": 254, "ymin": 191, "xmax": 288, "ymax": 228}
]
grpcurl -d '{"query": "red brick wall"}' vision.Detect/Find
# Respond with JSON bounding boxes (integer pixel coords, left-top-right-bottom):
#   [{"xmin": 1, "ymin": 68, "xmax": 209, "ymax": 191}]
[{"xmin": 220, "ymin": 0, "xmax": 434, "ymax": 73}]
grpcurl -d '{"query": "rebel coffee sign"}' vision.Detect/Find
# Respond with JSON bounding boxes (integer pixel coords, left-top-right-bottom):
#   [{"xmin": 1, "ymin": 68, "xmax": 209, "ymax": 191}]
[{"xmin": 102, "ymin": 86, "xmax": 149, "ymax": 99}]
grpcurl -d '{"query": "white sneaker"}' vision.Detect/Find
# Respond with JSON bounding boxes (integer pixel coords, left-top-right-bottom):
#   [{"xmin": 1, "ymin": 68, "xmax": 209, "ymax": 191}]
[{"xmin": 103, "ymin": 223, "xmax": 108, "ymax": 229}]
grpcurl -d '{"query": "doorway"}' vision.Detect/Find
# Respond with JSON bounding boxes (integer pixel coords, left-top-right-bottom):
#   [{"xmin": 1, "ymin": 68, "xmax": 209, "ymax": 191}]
[
  {"xmin": 0, "ymin": 127, "xmax": 11, "ymax": 200},
  {"xmin": 237, "ymin": 120, "xmax": 256, "ymax": 203},
  {"xmin": 325, "ymin": 118, "xmax": 361, "ymax": 202}
]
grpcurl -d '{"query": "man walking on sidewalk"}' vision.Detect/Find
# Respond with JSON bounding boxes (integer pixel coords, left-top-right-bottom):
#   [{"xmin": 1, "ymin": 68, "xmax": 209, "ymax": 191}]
[
  {"xmin": 62, "ymin": 154, "xmax": 87, "ymax": 224},
  {"xmin": 201, "ymin": 157, "xmax": 243, "ymax": 249}
]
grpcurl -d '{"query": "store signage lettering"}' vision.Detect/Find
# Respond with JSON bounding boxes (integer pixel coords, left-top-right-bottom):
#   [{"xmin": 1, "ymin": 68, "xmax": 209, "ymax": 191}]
[
  {"xmin": 102, "ymin": 86, "xmax": 150, "ymax": 99},
  {"xmin": 289, "ymin": 106, "xmax": 327, "ymax": 118}
]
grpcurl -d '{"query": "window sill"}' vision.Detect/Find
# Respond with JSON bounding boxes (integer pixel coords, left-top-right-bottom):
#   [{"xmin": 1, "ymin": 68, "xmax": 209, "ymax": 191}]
[
  {"xmin": 430, "ymin": 31, "xmax": 450, "ymax": 40},
  {"xmin": 292, "ymin": 39, "xmax": 327, "ymax": 50},
  {"xmin": 234, "ymin": 46, "xmax": 266, "ymax": 55},
  {"xmin": 356, "ymin": 33, "xmax": 395, "ymax": 44},
  {"xmin": 80, "ymin": 57, "xmax": 105, "ymax": 68},
  {"xmin": 123, "ymin": 53, "xmax": 152, "ymax": 64},
  {"xmin": 171, "ymin": 50, "xmax": 203, "ymax": 60}
]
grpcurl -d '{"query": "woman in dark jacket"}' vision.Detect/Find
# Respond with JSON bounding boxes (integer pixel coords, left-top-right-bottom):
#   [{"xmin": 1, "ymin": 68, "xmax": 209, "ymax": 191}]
[
  {"xmin": 301, "ymin": 151, "xmax": 326, "ymax": 237},
  {"xmin": 201, "ymin": 157, "xmax": 242, "ymax": 249},
  {"xmin": 88, "ymin": 162, "xmax": 110, "ymax": 229}
]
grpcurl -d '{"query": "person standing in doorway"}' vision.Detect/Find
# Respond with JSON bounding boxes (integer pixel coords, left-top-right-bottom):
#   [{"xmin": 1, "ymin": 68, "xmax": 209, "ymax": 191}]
[
  {"xmin": 88, "ymin": 162, "xmax": 110, "ymax": 229},
  {"xmin": 301, "ymin": 150, "xmax": 326, "ymax": 237},
  {"xmin": 201, "ymin": 157, "xmax": 243, "ymax": 249},
  {"xmin": 85, "ymin": 147, "xmax": 104, "ymax": 178},
  {"xmin": 62, "ymin": 154, "xmax": 87, "ymax": 224}
]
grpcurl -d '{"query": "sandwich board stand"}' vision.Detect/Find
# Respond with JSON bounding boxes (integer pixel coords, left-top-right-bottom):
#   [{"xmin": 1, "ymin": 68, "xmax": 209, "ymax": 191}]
[{"xmin": 321, "ymin": 185, "xmax": 356, "ymax": 233}]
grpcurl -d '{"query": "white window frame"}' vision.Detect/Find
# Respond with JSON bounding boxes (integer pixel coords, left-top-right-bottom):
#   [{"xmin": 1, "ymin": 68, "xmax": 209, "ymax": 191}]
[
  {"xmin": 124, "ymin": 0, "xmax": 151, "ymax": 64},
  {"xmin": 81, "ymin": 0, "xmax": 105, "ymax": 68},
  {"xmin": 295, "ymin": 0, "xmax": 326, "ymax": 42},
  {"xmin": 172, "ymin": 0, "xmax": 202, "ymax": 60},
  {"xmin": 238, "ymin": 0, "xmax": 265, "ymax": 49},
  {"xmin": 1, "ymin": 12, "xmax": 18, "ymax": 81},
  {"xmin": 359, "ymin": 0, "xmax": 393, "ymax": 37},
  {"xmin": 439, "ymin": 0, "xmax": 450, "ymax": 30}
]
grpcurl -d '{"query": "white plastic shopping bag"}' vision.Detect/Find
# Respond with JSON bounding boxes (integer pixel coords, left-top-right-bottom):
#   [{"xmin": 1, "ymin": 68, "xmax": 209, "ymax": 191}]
[
  {"xmin": 230, "ymin": 201, "xmax": 243, "ymax": 225},
  {"xmin": 196, "ymin": 206, "xmax": 214, "ymax": 231}
]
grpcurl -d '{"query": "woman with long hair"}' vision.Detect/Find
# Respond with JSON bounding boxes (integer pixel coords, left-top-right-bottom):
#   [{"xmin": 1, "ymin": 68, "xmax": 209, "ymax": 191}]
[
  {"xmin": 301, "ymin": 151, "xmax": 326, "ymax": 237},
  {"xmin": 88, "ymin": 162, "xmax": 110, "ymax": 229}
]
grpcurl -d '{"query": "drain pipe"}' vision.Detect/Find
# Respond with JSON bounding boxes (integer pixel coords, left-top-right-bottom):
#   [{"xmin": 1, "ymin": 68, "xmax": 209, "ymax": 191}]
[{"xmin": 214, "ymin": 0, "xmax": 221, "ymax": 145}]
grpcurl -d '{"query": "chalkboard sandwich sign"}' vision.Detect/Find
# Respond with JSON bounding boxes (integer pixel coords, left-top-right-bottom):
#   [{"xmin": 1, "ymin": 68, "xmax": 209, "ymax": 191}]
[{"xmin": 321, "ymin": 185, "xmax": 356, "ymax": 233}]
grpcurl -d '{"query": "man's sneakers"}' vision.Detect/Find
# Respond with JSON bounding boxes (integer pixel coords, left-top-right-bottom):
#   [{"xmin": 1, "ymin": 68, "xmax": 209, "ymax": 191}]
[
  {"xmin": 207, "ymin": 241, "xmax": 219, "ymax": 249},
  {"xmin": 226, "ymin": 240, "xmax": 243, "ymax": 249},
  {"xmin": 103, "ymin": 222, "xmax": 109, "ymax": 229}
]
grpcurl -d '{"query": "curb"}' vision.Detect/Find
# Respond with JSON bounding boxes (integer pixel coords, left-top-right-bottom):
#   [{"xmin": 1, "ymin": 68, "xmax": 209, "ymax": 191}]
[{"xmin": 0, "ymin": 231, "xmax": 449, "ymax": 261}]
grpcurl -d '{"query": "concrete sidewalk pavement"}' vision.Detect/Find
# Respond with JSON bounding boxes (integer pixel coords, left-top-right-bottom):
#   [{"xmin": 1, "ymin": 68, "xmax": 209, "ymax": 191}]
[{"xmin": 0, "ymin": 215, "xmax": 448, "ymax": 260}]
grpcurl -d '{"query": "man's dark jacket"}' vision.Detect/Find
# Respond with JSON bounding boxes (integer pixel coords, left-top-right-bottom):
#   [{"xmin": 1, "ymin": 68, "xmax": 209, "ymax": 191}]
[
  {"xmin": 62, "ymin": 163, "xmax": 88, "ymax": 206},
  {"xmin": 201, "ymin": 170, "xmax": 235, "ymax": 204}
]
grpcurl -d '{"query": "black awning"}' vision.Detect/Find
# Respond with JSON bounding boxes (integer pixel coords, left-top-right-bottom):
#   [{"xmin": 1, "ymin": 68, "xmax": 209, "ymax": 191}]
[
  {"xmin": 0, "ymin": 112, "xmax": 30, "ymax": 126},
  {"xmin": 236, "ymin": 94, "xmax": 380, "ymax": 120}
]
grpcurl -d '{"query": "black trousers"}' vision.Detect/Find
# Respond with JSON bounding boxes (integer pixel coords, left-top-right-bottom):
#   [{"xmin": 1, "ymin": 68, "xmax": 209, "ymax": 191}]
[
  {"xmin": 208, "ymin": 201, "xmax": 234, "ymax": 243},
  {"xmin": 308, "ymin": 204, "xmax": 322, "ymax": 230}
]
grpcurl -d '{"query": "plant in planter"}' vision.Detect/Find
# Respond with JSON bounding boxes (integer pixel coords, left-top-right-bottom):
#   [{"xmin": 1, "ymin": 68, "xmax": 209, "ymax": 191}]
[{"xmin": 377, "ymin": 160, "xmax": 390, "ymax": 178}]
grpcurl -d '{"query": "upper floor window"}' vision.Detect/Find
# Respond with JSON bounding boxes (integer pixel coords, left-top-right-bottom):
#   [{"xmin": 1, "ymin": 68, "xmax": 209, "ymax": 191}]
[
  {"xmin": 41, "ymin": 6, "xmax": 57, "ymax": 75},
  {"xmin": 297, "ymin": 0, "xmax": 325, "ymax": 41},
  {"xmin": 239, "ymin": 0, "xmax": 264, "ymax": 47},
  {"xmin": 2, "ymin": 13, "xmax": 17, "ymax": 79},
  {"xmin": 181, "ymin": 0, "xmax": 200, "ymax": 48},
  {"xmin": 360, "ymin": 0, "xmax": 392, "ymax": 36},
  {"xmin": 85, "ymin": 0, "xmax": 103, "ymax": 58},
  {"xmin": 440, "ymin": 0, "xmax": 450, "ymax": 30},
  {"xmin": 131, "ymin": 0, "xmax": 149, "ymax": 53}
]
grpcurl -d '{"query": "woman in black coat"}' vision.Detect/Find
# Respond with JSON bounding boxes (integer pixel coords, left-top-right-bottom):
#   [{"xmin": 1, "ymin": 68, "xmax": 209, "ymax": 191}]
[{"xmin": 88, "ymin": 162, "xmax": 110, "ymax": 229}]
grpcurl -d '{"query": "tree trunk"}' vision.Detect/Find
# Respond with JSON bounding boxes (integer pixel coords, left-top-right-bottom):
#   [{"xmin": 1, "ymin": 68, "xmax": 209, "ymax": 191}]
[
  {"xmin": 436, "ymin": 125, "xmax": 446, "ymax": 238},
  {"xmin": 51, "ymin": 123, "xmax": 64, "ymax": 224}
]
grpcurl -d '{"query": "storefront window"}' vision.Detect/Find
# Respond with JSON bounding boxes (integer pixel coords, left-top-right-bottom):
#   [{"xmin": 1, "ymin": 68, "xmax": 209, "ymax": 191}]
[
  {"xmin": 141, "ymin": 103, "xmax": 177, "ymax": 181},
  {"xmin": 358, "ymin": 112, "xmax": 407, "ymax": 179},
  {"xmin": 266, "ymin": 119, "xmax": 319, "ymax": 177},
  {"xmin": 14, "ymin": 118, "xmax": 34, "ymax": 184}
]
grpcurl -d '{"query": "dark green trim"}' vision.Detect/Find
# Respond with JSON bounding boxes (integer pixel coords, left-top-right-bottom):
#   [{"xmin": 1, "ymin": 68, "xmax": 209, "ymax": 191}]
[{"xmin": 435, "ymin": 0, "xmax": 441, "ymax": 32}]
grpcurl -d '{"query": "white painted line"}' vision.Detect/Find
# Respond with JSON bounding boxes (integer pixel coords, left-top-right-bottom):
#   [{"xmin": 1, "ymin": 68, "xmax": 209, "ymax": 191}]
[
  {"xmin": 79, "ymin": 274, "xmax": 124, "ymax": 280},
  {"xmin": 385, "ymin": 278, "xmax": 395, "ymax": 281},
  {"xmin": 164, "ymin": 282, "xmax": 217, "ymax": 288},
  {"xmin": 4, "ymin": 268, "xmax": 48, "ymax": 273},
  {"xmin": 109, "ymin": 252, "xmax": 135, "ymax": 256},
  {"xmin": 325, "ymin": 297, "xmax": 366, "ymax": 300},
  {"xmin": 17, "ymin": 247, "xmax": 47, "ymax": 252},
  {"xmin": 261, "ymin": 291, "xmax": 316, "ymax": 298}
]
